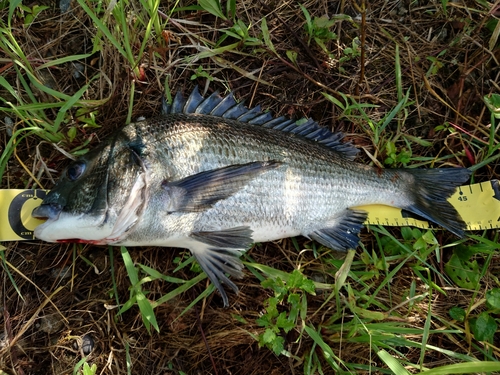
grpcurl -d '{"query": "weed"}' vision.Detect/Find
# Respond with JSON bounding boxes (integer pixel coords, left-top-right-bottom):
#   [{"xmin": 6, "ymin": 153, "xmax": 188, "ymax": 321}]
[
  {"xmin": 118, "ymin": 246, "xmax": 160, "ymax": 333},
  {"xmin": 73, "ymin": 357, "xmax": 98, "ymax": 375},
  {"xmin": 384, "ymin": 140, "xmax": 411, "ymax": 166},
  {"xmin": 0, "ymin": 6, "xmax": 100, "ymax": 181},
  {"xmin": 80, "ymin": 361, "xmax": 97, "ymax": 375},
  {"xmin": 218, "ymin": 19, "xmax": 262, "ymax": 47},
  {"xmin": 445, "ymin": 236, "xmax": 500, "ymax": 345},
  {"xmin": 256, "ymin": 269, "xmax": 315, "ymax": 355},
  {"xmin": 338, "ymin": 37, "xmax": 362, "ymax": 71},
  {"xmin": 197, "ymin": 0, "xmax": 227, "ymax": 20},
  {"xmin": 117, "ymin": 246, "xmax": 214, "ymax": 333},
  {"xmin": 190, "ymin": 66, "xmax": 214, "ymax": 81},
  {"xmin": 14, "ymin": 3, "xmax": 49, "ymax": 26},
  {"xmin": 300, "ymin": 5, "xmax": 339, "ymax": 56},
  {"xmin": 323, "ymin": 88, "xmax": 417, "ymax": 167}
]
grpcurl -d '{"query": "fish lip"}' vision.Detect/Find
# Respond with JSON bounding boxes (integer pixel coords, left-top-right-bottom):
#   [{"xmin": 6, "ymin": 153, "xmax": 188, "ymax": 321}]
[
  {"xmin": 32, "ymin": 204, "xmax": 62, "ymax": 220},
  {"xmin": 33, "ymin": 212, "xmax": 111, "ymax": 243}
]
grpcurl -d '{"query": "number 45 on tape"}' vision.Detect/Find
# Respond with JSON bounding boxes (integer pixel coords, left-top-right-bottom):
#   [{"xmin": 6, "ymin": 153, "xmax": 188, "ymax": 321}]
[{"xmin": 1, "ymin": 181, "xmax": 499, "ymax": 242}]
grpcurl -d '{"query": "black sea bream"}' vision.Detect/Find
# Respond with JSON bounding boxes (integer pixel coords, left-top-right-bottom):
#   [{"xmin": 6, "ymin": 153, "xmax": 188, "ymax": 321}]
[{"xmin": 33, "ymin": 87, "xmax": 471, "ymax": 305}]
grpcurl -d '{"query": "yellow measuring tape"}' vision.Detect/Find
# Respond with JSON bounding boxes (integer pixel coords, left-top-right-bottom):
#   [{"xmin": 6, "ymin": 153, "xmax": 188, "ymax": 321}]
[{"xmin": 1, "ymin": 181, "xmax": 499, "ymax": 242}]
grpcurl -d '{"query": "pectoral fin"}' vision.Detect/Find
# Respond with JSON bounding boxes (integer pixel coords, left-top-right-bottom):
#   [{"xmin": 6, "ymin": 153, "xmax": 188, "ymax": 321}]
[
  {"xmin": 162, "ymin": 161, "xmax": 280, "ymax": 213},
  {"xmin": 189, "ymin": 226, "xmax": 254, "ymax": 306}
]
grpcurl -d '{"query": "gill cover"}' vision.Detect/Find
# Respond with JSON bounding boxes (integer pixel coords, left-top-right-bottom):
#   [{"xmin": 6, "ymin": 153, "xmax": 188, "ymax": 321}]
[{"xmin": 33, "ymin": 132, "xmax": 148, "ymax": 244}]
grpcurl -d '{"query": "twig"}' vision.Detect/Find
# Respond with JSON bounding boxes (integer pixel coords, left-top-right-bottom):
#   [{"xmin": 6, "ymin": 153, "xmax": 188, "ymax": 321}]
[{"xmin": 196, "ymin": 307, "xmax": 218, "ymax": 375}]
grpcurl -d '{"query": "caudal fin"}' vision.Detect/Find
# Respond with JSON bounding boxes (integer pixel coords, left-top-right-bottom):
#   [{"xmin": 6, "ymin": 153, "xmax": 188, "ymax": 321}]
[{"xmin": 402, "ymin": 168, "xmax": 471, "ymax": 237}]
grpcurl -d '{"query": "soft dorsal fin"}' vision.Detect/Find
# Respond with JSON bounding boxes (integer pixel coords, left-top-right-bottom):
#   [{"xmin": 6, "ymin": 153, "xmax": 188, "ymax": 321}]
[{"xmin": 162, "ymin": 86, "xmax": 358, "ymax": 160}]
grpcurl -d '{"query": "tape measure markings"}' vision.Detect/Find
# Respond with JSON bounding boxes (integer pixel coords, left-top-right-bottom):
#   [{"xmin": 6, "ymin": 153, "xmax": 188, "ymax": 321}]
[{"xmin": 1, "ymin": 189, "xmax": 48, "ymax": 241}]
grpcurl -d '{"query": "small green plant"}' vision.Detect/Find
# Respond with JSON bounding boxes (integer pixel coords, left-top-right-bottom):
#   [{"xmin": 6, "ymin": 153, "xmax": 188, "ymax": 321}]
[
  {"xmin": 256, "ymin": 269, "xmax": 315, "ymax": 355},
  {"xmin": 217, "ymin": 19, "xmax": 262, "ymax": 47},
  {"xmin": 444, "ymin": 246, "xmax": 482, "ymax": 291},
  {"xmin": 190, "ymin": 66, "xmax": 214, "ymax": 81},
  {"xmin": 426, "ymin": 55, "xmax": 444, "ymax": 76},
  {"xmin": 82, "ymin": 362, "xmax": 97, "ymax": 375},
  {"xmin": 442, "ymin": 235, "xmax": 500, "ymax": 346},
  {"xmin": 324, "ymin": 88, "xmax": 422, "ymax": 168},
  {"xmin": 338, "ymin": 37, "xmax": 361, "ymax": 71},
  {"xmin": 469, "ymin": 289, "xmax": 500, "ymax": 342},
  {"xmin": 449, "ymin": 287, "xmax": 500, "ymax": 344},
  {"xmin": 379, "ymin": 228, "xmax": 440, "ymax": 262},
  {"xmin": 322, "ymin": 91, "xmax": 377, "ymax": 124},
  {"xmin": 197, "ymin": 0, "xmax": 261, "ymax": 49},
  {"xmin": 73, "ymin": 359, "xmax": 97, "ymax": 375},
  {"xmin": 300, "ymin": 5, "xmax": 354, "ymax": 60},
  {"xmin": 0, "ymin": 1, "xmax": 106, "ymax": 181},
  {"xmin": 76, "ymin": 0, "xmax": 164, "ymax": 123},
  {"xmin": 300, "ymin": 5, "xmax": 337, "ymax": 55},
  {"xmin": 15, "ymin": 3, "xmax": 49, "ymax": 25},
  {"xmin": 384, "ymin": 140, "xmax": 412, "ymax": 166},
  {"xmin": 483, "ymin": 93, "xmax": 500, "ymax": 120}
]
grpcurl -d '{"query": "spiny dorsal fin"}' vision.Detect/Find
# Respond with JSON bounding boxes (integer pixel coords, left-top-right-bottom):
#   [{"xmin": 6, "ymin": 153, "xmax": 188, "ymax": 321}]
[{"xmin": 162, "ymin": 86, "xmax": 358, "ymax": 160}]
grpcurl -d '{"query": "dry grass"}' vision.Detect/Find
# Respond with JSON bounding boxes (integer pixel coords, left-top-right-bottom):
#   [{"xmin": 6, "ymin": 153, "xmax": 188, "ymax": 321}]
[{"xmin": 1, "ymin": 0, "xmax": 499, "ymax": 374}]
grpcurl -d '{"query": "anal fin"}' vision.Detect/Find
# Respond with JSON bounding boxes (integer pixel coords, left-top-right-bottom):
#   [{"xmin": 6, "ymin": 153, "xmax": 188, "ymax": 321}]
[
  {"xmin": 190, "ymin": 226, "xmax": 254, "ymax": 306},
  {"xmin": 308, "ymin": 209, "xmax": 367, "ymax": 251}
]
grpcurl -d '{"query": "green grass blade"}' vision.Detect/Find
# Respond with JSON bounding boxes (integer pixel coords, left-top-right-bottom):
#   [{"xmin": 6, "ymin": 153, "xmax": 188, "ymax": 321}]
[
  {"xmin": 8, "ymin": 0, "xmax": 23, "ymax": 28},
  {"xmin": 53, "ymin": 80, "xmax": 94, "ymax": 132},
  {"xmin": 178, "ymin": 283, "xmax": 216, "ymax": 318},
  {"xmin": 304, "ymin": 325, "xmax": 342, "ymax": 371},
  {"xmin": 36, "ymin": 54, "xmax": 93, "ymax": 70},
  {"xmin": 0, "ymin": 249, "xmax": 24, "ymax": 301},
  {"xmin": 261, "ymin": 17, "xmax": 276, "ymax": 54},
  {"xmin": 415, "ymin": 362, "xmax": 500, "ymax": 375},
  {"xmin": 137, "ymin": 264, "xmax": 189, "ymax": 284},
  {"xmin": 76, "ymin": 0, "xmax": 128, "ymax": 58},
  {"xmin": 395, "ymin": 44, "xmax": 402, "ymax": 102},
  {"xmin": 377, "ymin": 88, "xmax": 410, "ymax": 136},
  {"xmin": 109, "ymin": 247, "xmax": 121, "ymax": 317},
  {"xmin": 136, "ymin": 291, "xmax": 159, "ymax": 333},
  {"xmin": 377, "ymin": 349, "xmax": 411, "ymax": 375},
  {"xmin": 198, "ymin": 0, "xmax": 227, "ymax": 20},
  {"xmin": 152, "ymin": 272, "xmax": 207, "ymax": 307},
  {"xmin": 120, "ymin": 246, "xmax": 139, "ymax": 285}
]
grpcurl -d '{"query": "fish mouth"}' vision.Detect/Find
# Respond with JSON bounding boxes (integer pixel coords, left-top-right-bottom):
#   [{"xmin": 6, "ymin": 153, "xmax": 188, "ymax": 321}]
[
  {"xmin": 33, "ymin": 212, "xmax": 112, "ymax": 243},
  {"xmin": 32, "ymin": 203, "xmax": 62, "ymax": 221}
]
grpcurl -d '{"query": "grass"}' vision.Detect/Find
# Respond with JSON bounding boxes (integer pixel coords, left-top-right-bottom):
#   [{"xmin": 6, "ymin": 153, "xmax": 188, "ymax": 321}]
[{"xmin": 0, "ymin": 0, "xmax": 499, "ymax": 374}]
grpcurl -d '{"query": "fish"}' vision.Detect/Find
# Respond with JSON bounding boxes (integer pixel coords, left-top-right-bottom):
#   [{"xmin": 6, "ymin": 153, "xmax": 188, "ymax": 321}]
[{"xmin": 32, "ymin": 86, "xmax": 471, "ymax": 305}]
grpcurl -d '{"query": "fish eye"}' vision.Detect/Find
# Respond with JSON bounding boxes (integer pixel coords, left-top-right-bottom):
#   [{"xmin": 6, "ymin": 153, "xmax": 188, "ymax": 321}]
[{"xmin": 67, "ymin": 161, "xmax": 86, "ymax": 181}]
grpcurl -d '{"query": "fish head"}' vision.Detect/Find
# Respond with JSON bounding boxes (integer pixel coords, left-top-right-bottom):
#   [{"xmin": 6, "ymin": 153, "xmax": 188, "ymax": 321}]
[{"xmin": 32, "ymin": 134, "xmax": 148, "ymax": 244}]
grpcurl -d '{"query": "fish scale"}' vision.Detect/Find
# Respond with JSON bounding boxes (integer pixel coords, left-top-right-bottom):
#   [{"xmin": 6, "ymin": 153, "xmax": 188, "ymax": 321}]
[
  {"xmin": 127, "ymin": 117, "xmax": 365, "ymax": 232},
  {"xmin": 32, "ymin": 86, "xmax": 471, "ymax": 306}
]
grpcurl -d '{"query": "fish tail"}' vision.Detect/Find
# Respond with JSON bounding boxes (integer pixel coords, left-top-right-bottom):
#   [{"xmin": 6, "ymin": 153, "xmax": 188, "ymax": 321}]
[{"xmin": 400, "ymin": 168, "xmax": 471, "ymax": 237}]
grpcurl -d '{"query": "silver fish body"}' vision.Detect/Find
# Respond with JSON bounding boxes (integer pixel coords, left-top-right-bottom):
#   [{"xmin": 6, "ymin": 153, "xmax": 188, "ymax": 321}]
[{"xmin": 33, "ymin": 87, "xmax": 471, "ymax": 305}]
